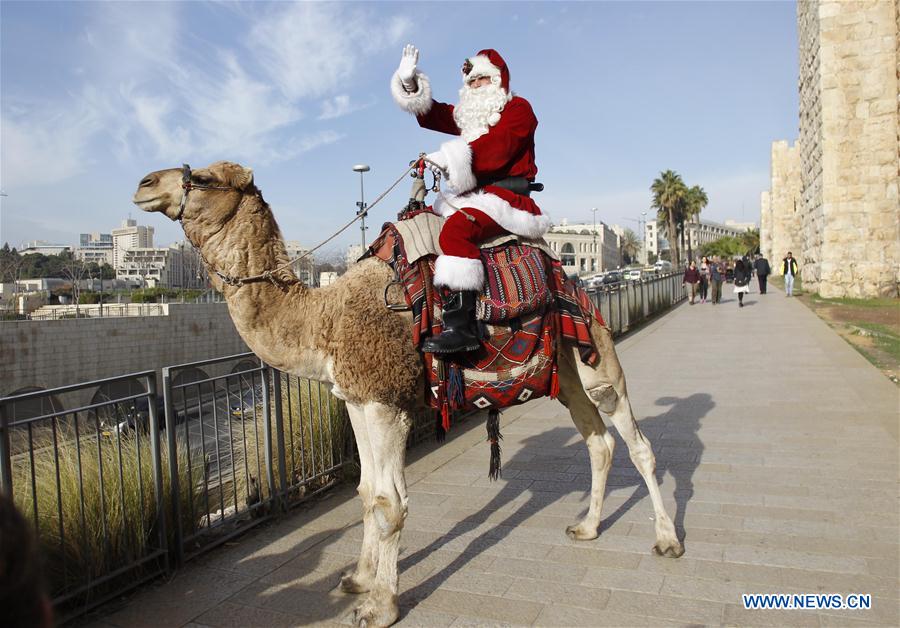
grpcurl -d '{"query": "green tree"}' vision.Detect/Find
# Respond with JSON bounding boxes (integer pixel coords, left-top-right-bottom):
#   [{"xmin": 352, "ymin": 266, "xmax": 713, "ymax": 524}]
[
  {"xmin": 683, "ymin": 185, "xmax": 708, "ymax": 262},
  {"xmin": 620, "ymin": 228, "xmax": 640, "ymax": 264},
  {"xmin": 650, "ymin": 170, "xmax": 687, "ymax": 266},
  {"xmin": 739, "ymin": 228, "xmax": 760, "ymax": 255}
]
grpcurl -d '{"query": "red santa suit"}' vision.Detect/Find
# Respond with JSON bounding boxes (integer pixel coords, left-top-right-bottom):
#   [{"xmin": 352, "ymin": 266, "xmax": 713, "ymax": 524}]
[{"xmin": 391, "ymin": 49, "xmax": 550, "ymax": 290}]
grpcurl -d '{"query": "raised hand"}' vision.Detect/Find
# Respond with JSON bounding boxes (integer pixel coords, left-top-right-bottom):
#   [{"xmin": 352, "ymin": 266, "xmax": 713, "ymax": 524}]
[{"xmin": 397, "ymin": 44, "xmax": 419, "ymax": 91}]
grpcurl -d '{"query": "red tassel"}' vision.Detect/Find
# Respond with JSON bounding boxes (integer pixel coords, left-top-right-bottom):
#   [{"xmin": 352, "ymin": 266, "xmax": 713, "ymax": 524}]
[
  {"xmin": 549, "ymin": 364, "xmax": 559, "ymax": 399},
  {"xmin": 441, "ymin": 400, "xmax": 451, "ymax": 432}
]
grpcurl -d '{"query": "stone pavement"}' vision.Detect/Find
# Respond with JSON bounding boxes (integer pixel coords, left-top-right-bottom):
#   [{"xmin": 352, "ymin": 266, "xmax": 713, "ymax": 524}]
[{"xmin": 90, "ymin": 284, "xmax": 899, "ymax": 627}]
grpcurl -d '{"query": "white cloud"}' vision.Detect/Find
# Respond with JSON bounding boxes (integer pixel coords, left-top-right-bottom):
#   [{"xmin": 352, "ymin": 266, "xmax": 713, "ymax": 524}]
[
  {"xmin": 2, "ymin": 2, "xmax": 409, "ymax": 187},
  {"xmin": 318, "ymin": 94, "xmax": 374, "ymax": 120}
]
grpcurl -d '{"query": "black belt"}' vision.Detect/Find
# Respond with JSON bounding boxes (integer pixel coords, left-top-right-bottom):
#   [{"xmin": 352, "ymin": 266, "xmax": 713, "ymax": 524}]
[{"xmin": 479, "ymin": 177, "xmax": 544, "ymax": 197}]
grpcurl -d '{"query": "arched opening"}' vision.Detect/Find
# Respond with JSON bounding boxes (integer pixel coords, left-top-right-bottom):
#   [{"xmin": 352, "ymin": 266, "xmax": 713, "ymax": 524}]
[
  {"xmin": 4, "ymin": 387, "xmax": 65, "ymax": 453},
  {"xmin": 171, "ymin": 367, "xmax": 214, "ymax": 421},
  {"xmin": 91, "ymin": 377, "xmax": 147, "ymax": 433},
  {"xmin": 228, "ymin": 360, "xmax": 263, "ymax": 418},
  {"xmin": 560, "ymin": 243, "xmax": 576, "ymax": 267}
]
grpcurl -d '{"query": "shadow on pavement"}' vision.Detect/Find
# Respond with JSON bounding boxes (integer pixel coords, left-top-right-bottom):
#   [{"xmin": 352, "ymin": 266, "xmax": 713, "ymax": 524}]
[{"xmin": 398, "ymin": 392, "xmax": 712, "ymax": 615}]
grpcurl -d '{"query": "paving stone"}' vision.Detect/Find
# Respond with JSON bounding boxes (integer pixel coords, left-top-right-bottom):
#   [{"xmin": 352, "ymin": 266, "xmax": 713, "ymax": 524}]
[
  {"xmin": 394, "ymin": 608, "xmax": 458, "ymax": 627},
  {"xmin": 724, "ymin": 545, "xmax": 869, "ymax": 574},
  {"xmin": 193, "ymin": 600, "xmax": 307, "ymax": 627},
  {"xmin": 485, "ymin": 555, "xmax": 588, "ymax": 584},
  {"xmin": 580, "ymin": 566, "xmax": 665, "ymax": 595},
  {"xmin": 723, "ymin": 604, "xmax": 821, "ymax": 626},
  {"xmin": 605, "ymin": 590, "xmax": 725, "ymax": 624},
  {"xmin": 417, "ymin": 589, "xmax": 544, "ymax": 624},
  {"xmin": 504, "ymin": 577, "xmax": 611, "ymax": 609},
  {"xmin": 534, "ymin": 604, "xmax": 684, "ymax": 627}
]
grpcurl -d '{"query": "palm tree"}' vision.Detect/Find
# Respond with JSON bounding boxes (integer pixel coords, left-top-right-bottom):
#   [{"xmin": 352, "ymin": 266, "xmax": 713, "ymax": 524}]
[
  {"xmin": 651, "ymin": 170, "xmax": 686, "ymax": 266},
  {"xmin": 683, "ymin": 185, "xmax": 708, "ymax": 262},
  {"xmin": 739, "ymin": 228, "xmax": 760, "ymax": 256},
  {"xmin": 620, "ymin": 228, "xmax": 640, "ymax": 264}
]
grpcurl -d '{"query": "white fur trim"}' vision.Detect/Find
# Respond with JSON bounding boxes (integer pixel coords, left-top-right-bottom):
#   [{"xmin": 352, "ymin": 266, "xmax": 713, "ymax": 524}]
[
  {"xmin": 487, "ymin": 112, "xmax": 501, "ymax": 126},
  {"xmin": 390, "ymin": 70, "xmax": 432, "ymax": 116},
  {"xmin": 434, "ymin": 191, "xmax": 552, "ymax": 239},
  {"xmin": 437, "ymin": 138, "xmax": 477, "ymax": 194},
  {"xmin": 433, "ymin": 255, "xmax": 484, "ymax": 290},
  {"xmin": 468, "ymin": 54, "xmax": 500, "ymax": 79}
]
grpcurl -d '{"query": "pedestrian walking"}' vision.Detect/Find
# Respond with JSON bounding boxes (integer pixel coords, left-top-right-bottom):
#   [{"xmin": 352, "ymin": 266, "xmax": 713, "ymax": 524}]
[
  {"xmin": 698, "ymin": 256, "xmax": 710, "ymax": 303},
  {"xmin": 733, "ymin": 258, "xmax": 750, "ymax": 307},
  {"xmin": 754, "ymin": 254, "xmax": 771, "ymax": 294},
  {"xmin": 742, "ymin": 254, "xmax": 753, "ymax": 293},
  {"xmin": 709, "ymin": 256, "xmax": 724, "ymax": 305},
  {"xmin": 683, "ymin": 260, "xmax": 701, "ymax": 305},
  {"xmin": 781, "ymin": 251, "xmax": 799, "ymax": 296}
]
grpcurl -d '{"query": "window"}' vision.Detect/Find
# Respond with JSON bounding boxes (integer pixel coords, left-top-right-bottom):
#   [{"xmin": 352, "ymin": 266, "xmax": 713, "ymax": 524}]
[{"xmin": 561, "ymin": 243, "xmax": 575, "ymax": 266}]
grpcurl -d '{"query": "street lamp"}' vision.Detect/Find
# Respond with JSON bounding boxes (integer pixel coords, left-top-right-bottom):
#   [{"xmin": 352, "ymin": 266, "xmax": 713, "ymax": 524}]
[
  {"xmin": 591, "ymin": 207, "xmax": 598, "ymax": 273},
  {"xmin": 641, "ymin": 211, "xmax": 647, "ymax": 264},
  {"xmin": 352, "ymin": 164, "xmax": 370, "ymax": 249}
]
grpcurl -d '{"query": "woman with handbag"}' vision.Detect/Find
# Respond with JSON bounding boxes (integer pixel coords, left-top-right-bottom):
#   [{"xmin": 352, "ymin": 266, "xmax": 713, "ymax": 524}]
[{"xmin": 733, "ymin": 258, "xmax": 750, "ymax": 308}]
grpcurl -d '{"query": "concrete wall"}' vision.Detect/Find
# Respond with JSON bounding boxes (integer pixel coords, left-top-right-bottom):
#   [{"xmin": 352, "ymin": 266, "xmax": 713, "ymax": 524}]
[{"xmin": 0, "ymin": 303, "xmax": 250, "ymax": 408}]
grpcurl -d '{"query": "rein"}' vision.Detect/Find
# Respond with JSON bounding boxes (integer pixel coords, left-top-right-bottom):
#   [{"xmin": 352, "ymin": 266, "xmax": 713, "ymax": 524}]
[{"xmin": 179, "ymin": 159, "xmax": 436, "ymax": 288}]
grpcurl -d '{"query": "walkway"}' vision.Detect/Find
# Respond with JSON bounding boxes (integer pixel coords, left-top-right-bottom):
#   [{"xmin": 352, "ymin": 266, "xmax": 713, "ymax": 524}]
[{"xmin": 90, "ymin": 284, "xmax": 899, "ymax": 627}]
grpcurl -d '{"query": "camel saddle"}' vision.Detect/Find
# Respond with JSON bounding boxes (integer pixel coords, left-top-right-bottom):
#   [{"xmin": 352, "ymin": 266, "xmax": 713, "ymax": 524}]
[{"xmin": 366, "ymin": 209, "xmax": 604, "ymax": 430}]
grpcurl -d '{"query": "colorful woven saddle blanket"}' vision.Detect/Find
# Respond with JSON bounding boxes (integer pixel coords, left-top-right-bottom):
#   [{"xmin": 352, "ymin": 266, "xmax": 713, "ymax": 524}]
[{"xmin": 367, "ymin": 210, "xmax": 605, "ymax": 425}]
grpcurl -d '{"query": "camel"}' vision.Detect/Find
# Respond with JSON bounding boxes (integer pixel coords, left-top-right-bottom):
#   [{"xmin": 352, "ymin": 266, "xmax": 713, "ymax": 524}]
[{"xmin": 133, "ymin": 161, "xmax": 684, "ymax": 627}]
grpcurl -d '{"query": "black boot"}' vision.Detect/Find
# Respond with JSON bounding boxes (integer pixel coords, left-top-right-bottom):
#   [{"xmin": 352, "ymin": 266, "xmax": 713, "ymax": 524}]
[{"xmin": 422, "ymin": 290, "xmax": 481, "ymax": 354}]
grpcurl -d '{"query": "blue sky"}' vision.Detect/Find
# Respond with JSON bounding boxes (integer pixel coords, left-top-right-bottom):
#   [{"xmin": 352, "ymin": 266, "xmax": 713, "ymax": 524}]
[{"xmin": 1, "ymin": 1, "xmax": 798, "ymax": 255}]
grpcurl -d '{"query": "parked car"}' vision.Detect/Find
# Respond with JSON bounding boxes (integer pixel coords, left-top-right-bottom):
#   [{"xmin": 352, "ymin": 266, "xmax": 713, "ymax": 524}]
[
  {"xmin": 600, "ymin": 270, "xmax": 624, "ymax": 286},
  {"xmin": 654, "ymin": 260, "xmax": 674, "ymax": 273},
  {"xmin": 624, "ymin": 268, "xmax": 642, "ymax": 281}
]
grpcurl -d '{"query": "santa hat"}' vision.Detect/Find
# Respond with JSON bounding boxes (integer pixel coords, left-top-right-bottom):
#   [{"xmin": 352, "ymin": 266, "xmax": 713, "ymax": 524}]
[{"xmin": 463, "ymin": 49, "xmax": 511, "ymax": 97}]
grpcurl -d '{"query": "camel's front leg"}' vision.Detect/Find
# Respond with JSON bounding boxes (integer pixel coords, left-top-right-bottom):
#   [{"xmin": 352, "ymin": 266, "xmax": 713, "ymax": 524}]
[
  {"xmin": 353, "ymin": 402, "xmax": 410, "ymax": 628},
  {"xmin": 571, "ymin": 326, "xmax": 684, "ymax": 558},
  {"xmin": 340, "ymin": 404, "xmax": 379, "ymax": 594}
]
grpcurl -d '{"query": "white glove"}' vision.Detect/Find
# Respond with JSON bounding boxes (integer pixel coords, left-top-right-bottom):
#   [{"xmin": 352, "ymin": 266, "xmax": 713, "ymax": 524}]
[
  {"xmin": 424, "ymin": 150, "xmax": 447, "ymax": 176},
  {"xmin": 397, "ymin": 44, "xmax": 419, "ymax": 92}
]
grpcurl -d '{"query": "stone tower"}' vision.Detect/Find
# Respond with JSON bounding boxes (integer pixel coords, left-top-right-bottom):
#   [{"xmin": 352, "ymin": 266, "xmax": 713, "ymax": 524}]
[
  {"xmin": 795, "ymin": 0, "xmax": 899, "ymax": 297},
  {"xmin": 761, "ymin": 140, "xmax": 802, "ymax": 265}
]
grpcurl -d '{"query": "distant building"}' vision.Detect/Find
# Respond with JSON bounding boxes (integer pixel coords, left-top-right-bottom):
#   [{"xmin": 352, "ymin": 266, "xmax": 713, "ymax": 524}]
[
  {"xmin": 645, "ymin": 221, "xmax": 661, "ymax": 260},
  {"xmin": 683, "ymin": 219, "xmax": 756, "ymax": 257},
  {"xmin": 111, "ymin": 219, "xmax": 154, "ymax": 269},
  {"xmin": 284, "ymin": 240, "xmax": 315, "ymax": 285},
  {"xmin": 543, "ymin": 219, "xmax": 620, "ymax": 276},
  {"xmin": 116, "ymin": 244, "xmax": 206, "ymax": 289},
  {"xmin": 19, "ymin": 240, "xmax": 71, "ymax": 256},
  {"xmin": 345, "ymin": 244, "xmax": 364, "ymax": 269},
  {"xmin": 75, "ymin": 232, "xmax": 114, "ymax": 266}
]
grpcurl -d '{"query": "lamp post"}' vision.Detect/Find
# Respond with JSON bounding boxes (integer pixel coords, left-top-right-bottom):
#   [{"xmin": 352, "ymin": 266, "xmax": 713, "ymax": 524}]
[
  {"xmin": 641, "ymin": 211, "xmax": 647, "ymax": 264},
  {"xmin": 591, "ymin": 207, "xmax": 598, "ymax": 273},
  {"xmin": 353, "ymin": 164, "xmax": 370, "ymax": 249}
]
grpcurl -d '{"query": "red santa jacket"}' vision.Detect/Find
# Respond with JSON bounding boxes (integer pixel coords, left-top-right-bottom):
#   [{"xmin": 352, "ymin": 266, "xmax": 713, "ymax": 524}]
[{"xmin": 391, "ymin": 71, "xmax": 550, "ymax": 239}]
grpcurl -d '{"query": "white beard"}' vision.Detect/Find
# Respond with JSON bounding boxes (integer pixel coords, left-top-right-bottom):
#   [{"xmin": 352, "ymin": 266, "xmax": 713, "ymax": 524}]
[{"xmin": 453, "ymin": 81, "xmax": 509, "ymax": 142}]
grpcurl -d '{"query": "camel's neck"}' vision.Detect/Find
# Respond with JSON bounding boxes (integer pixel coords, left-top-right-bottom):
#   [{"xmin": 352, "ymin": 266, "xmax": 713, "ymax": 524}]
[
  {"xmin": 188, "ymin": 194, "xmax": 335, "ymax": 376},
  {"xmin": 188, "ymin": 193, "xmax": 299, "ymax": 286}
]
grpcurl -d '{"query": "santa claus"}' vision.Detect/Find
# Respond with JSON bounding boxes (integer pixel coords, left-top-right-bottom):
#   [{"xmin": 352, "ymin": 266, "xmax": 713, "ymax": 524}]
[{"xmin": 391, "ymin": 44, "xmax": 550, "ymax": 353}]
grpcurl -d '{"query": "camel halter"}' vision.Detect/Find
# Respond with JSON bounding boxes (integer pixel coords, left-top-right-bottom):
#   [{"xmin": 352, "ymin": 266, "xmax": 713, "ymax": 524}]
[
  {"xmin": 182, "ymin": 157, "xmax": 442, "ymax": 289},
  {"xmin": 176, "ymin": 164, "xmax": 236, "ymax": 222}
]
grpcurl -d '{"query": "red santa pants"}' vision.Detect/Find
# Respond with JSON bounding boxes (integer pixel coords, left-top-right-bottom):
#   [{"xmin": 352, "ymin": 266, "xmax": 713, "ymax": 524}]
[{"xmin": 433, "ymin": 207, "xmax": 507, "ymax": 291}]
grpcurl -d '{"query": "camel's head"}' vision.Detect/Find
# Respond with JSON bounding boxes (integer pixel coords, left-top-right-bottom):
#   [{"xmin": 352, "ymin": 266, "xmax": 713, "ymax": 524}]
[{"xmin": 132, "ymin": 161, "xmax": 255, "ymax": 238}]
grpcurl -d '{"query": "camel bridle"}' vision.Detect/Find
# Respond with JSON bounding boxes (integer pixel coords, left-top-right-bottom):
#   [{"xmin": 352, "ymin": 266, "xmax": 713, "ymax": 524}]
[
  {"xmin": 175, "ymin": 163, "xmax": 235, "ymax": 222},
  {"xmin": 174, "ymin": 156, "xmax": 437, "ymax": 289}
]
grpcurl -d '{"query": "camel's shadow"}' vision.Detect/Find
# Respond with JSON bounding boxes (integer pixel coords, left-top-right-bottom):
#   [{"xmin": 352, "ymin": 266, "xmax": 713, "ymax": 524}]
[{"xmin": 399, "ymin": 393, "xmax": 711, "ymax": 612}]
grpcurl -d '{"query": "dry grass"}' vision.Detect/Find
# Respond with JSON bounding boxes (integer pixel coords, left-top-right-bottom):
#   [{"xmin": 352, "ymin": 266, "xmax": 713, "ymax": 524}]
[{"xmin": 11, "ymin": 424, "xmax": 203, "ymax": 602}]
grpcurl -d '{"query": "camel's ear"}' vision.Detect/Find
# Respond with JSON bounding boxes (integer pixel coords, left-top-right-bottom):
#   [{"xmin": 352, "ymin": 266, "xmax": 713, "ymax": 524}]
[
  {"xmin": 229, "ymin": 166, "xmax": 254, "ymax": 191},
  {"xmin": 212, "ymin": 161, "xmax": 255, "ymax": 191}
]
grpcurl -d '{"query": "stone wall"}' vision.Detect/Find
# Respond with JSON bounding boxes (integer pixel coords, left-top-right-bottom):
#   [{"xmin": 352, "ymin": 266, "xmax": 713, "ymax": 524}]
[
  {"xmin": 798, "ymin": 0, "xmax": 899, "ymax": 297},
  {"xmin": 0, "ymin": 304, "xmax": 250, "ymax": 408},
  {"xmin": 760, "ymin": 191, "xmax": 772, "ymax": 261},
  {"xmin": 761, "ymin": 141, "xmax": 802, "ymax": 264}
]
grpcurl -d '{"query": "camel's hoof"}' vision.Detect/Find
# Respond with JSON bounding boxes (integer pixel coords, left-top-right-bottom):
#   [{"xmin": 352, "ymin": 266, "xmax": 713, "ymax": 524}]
[
  {"xmin": 353, "ymin": 595, "xmax": 399, "ymax": 628},
  {"xmin": 565, "ymin": 523, "xmax": 599, "ymax": 541},
  {"xmin": 340, "ymin": 571, "xmax": 372, "ymax": 594},
  {"xmin": 652, "ymin": 538, "xmax": 685, "ymax": 558}
]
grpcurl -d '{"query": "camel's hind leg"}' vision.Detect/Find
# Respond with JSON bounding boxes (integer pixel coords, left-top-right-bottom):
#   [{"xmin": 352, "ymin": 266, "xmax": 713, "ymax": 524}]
[
  {"xmin": 565, "ymin": 324, "xmax": 684, "ymax": 557},
  {"xmin": 352, "ymin": 402, "xmax": 411, "ymax": 628},
  {"xmin": 340, "ymin": 403, "xmax": 379, "ymax": 594},
  {"xmin": 556, "ymin": 347, "xmax": 616, "ymax": 541}
]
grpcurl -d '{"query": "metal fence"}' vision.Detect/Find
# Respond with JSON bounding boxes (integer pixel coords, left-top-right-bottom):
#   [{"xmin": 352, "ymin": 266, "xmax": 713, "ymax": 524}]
[
  {"xmin": 587, "ymin": 270, "xmax": 686, "ymax": 336},
  {"xmin": 0, "ymin": 275, "xmax": 685, "ymax": 619},
  {"xmin": 0, "ymin": 356, "xmax": 435, "ymax": 620}
]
